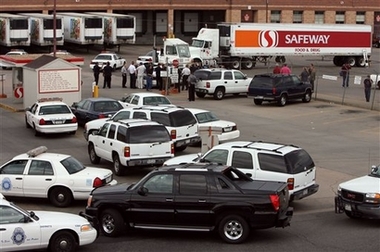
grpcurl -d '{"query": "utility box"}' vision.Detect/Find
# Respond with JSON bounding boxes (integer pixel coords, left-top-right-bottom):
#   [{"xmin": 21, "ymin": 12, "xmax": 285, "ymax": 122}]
[{"xmin": 199, "ymin": 126, "xmax": 223, "ymax": 153}]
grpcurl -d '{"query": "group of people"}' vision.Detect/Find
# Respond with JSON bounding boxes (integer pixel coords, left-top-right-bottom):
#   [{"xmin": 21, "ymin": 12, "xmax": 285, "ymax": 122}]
[{"xmin": 273, "ymin": 63, "xmax": 316, "ymax": 90}]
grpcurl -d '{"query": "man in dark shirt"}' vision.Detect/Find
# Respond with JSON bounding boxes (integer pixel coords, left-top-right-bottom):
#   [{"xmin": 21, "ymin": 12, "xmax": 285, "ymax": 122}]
[
  {"xmin": 93, "ymin": 62, "xmax": 100, "ymax": 85},
  {"xmin": 103, "ymin": 62, "xmax": 113, "ymax": 89}
]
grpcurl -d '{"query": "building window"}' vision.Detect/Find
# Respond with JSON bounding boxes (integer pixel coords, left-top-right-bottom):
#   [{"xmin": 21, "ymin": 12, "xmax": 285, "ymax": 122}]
[
  {"xmin": 336, "ymin": 11, "xmax": 345, "ymax": 24},
  {"xmin": 271, "ymin": 10, "xmax": 281, "ymax": 23},
  {"xmin": 293, "ymin": 11, "xmax": 303, "ymax": 23},
  {"xmin": 356, "ymin": 11, "xmax": 365, "ymax": 24},
  {"xmin": 315, "ymin": 11, "xmax": 324, "ymax": 24}
]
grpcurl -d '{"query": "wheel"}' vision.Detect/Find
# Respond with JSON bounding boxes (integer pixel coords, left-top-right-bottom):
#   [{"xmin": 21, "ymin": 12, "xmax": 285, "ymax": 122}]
[
  {"xmin": 33, "ymin": 124, "xmax": 40, "ymax": 136},
  {"xmin": 230, "ymin": 58, "xmax": 240, "ymax": 69},
  {"xmin": 346, "ymin": 57, "xmax": 356, "ymax": 67},
  {"xmin": 49, "ymin": 187, "xmax": 73, "ymax": 207},
  {"xmin": 355, "ymin": 57, "xmax": 366, "ymax": 67},
  {"xmin": 49, "ymin": 231, "xmax": 77, "ymax": 252},
  {"xmin": 100, "ymin": 209, "xmax": 125, "ymax": 237},
  {"xmin": 254, "ymin": 99, "xmax": 263, "ymax": 105},
  {"xmin": 302, "ymin": 90, "xmax": 312, "ymax": 103},
  {"xmin": 277, "ymin": 94, "xmax": 287, "ymax": 106},
  {"xmin": 242, "ymin": 58, "xmax": 254, "ymax": 69},
  {"xmin": 88, "ymin": 144, "xmax": 100, "ymax": 164},
  {"xmin": 218, "ymin": 215, "xmax": 249, "ymax": 244},
  {"xmin": 196, "ymin": 92, "xmax": 206, "ymax": 98},
  {"xmin": 175, "ymin": 145, "xmax": 187, "ymax": 152},
  {"xmin": 275, "ymin": 56, "xmax": 286, "ymax": 63},
  {"xmin": 25, "ymin": 117, "xmax": 31, "ymax": 128},
  {"xmin": 333, "ymin": 56, "xmax": 343, "ymax": 66},
  {"xmin": 113, "ymin": 154, "xmax": 124, "ymax": 176},
  {"xmin": 213, "ymin": 87, "xmax": 225, "ymax": 100}
]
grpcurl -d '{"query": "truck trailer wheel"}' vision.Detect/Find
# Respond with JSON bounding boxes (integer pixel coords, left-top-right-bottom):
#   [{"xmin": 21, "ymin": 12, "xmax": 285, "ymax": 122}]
[
  {"xmin": 355, "ymin": 57, "xmax": 366, "ymax": 67},
  {"xmin": 242, "ymin": 58, "xmax": 254, "ymax": 69},
  {"xmin": 230, "ymin": 58, "xmax": 241, "ymax": 69},
  {"xmin": 346, "ymin": 57, "xmax": 356, "ymax": 67},
  {"xmin": 218, "ymin": 214, "xmax": 249, "ymax": 244}
]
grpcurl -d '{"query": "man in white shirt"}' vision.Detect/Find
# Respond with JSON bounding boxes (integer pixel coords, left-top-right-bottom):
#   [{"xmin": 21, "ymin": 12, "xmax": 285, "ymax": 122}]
[
  {"xmin": 136, "ymin": 62, "xmax": 146, "ymax": 89},
  {"xmin": 181, "ymin": 65, "xmax": 190, "ymax": 91},
  {"xmin": 128, "ymin": 61, "xmax": 137, "ymax": 88}
]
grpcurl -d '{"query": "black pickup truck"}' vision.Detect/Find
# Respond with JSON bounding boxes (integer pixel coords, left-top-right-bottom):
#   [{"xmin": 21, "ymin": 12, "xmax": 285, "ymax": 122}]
[{"xmin": 83, "ymin": 163, "xmax": 293, "ymax": 244}]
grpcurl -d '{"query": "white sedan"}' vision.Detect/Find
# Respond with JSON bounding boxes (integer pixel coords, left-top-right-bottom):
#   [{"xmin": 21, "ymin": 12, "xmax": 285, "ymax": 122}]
[
  {"xmin": 0, "ymin": 146, "xmax": 117, "ymax": 207},
  {"xmin": 188, "ymin": 108, "xmax": 240, "ymax": 142},
  {"xmin": 119, "ymin": 92, "xmax": 173, "ymax": 108},
  {"xmin": 0, "ymin": 193, "xmax": 97, "ymax": 252},
  {"xmin": 25, "ymin": 98, "xmax": 78, "ymax": 136},
  {"xmin": 89, "ymin": 51, "xmax": 126, "ymax": 70}
]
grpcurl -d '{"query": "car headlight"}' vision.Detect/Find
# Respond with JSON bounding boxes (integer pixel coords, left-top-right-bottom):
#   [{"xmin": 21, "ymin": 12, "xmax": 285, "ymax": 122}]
[
  {"xmin": 80, "ymin": 224, "xmax": 94, "ymax": 232},
  {"xmin": 365, "ymin": 193, "xmax": 380, "ymax": 203}
]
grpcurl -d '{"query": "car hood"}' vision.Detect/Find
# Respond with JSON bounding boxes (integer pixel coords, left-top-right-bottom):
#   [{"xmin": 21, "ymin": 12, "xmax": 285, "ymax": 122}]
[
  {"xmin": 92, "ymin": 183, "xmax": 130, "ymax": 195},
  {"xmin": 76, "ymin": 167, "xmax": 113, "ymax": 180},
  {"xmin": 340, "ymin": 175, "xmax": 380, "ymax": 193},
  {"xmin": 163, "ymin": 154, "xmax": 200, "ymax": 166},
  {"xmin": 32, "ymin": 211, "xmax": 90, "ymax": 226}
]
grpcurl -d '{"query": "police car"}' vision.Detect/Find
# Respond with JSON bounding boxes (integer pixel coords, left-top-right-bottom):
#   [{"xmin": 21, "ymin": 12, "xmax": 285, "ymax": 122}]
[
  {"xmin": 0, "ymin": 146, "xmax": 117, "ymax": 207},
  {"xmin": 0, "ymin": 193, "xmax": 97, "ymax": 252},
  {"xmin": 25, "ymin": 97, "xmax": 78, "ymax": 136},
  {"xmin": 89, "ymin": 51, "xmax": 126, "ymax": 71}
]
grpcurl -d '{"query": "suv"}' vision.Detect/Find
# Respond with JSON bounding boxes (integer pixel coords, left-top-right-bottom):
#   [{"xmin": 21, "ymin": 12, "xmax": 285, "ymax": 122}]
[
  {"xmin": 84, "ymin": 106, "xmax": 198, "ymax": 152},
  {"xmin": 194, "ymin": 68, "xmax": 252, "ymax": 100},
  {"xmin": 87, "ymin": 119, "xmax": 174, "ymax": 175},
  {"xmin": 247, "ymin": 74, "xmax": 313, "ymax": 106},
  {"xmin": 164, "ymin": 141, "xmax": 319, "ymax": 201},
  {"xmin": 335, "ymin": 164, "xmax": 380, "ymax": 219},
  {"xmin": 84, "ymin": 163, "xmax": 293, "ymax": 244}
]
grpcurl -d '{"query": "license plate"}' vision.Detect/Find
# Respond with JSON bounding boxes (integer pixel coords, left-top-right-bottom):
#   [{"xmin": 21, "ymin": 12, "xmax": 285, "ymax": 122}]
[
  {"xmin": 255, "ymin": 96, "xmax": 264, "ymax": 99},
  {"xmin": 146, "ymin": 159, "xmax": 156, "ymax": 164},
  {"xmin": 344, "ymin": 204, "xmax": 351, "ymax": 211},
  {"xmin": 54, "ymin": 120, "xmax": 64, "ymax": 124}
]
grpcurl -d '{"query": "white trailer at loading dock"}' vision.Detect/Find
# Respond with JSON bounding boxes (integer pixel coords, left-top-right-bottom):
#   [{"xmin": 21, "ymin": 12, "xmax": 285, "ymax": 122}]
[
  {"xmin": 0, "ymin": 13, "xmax": 31, "ymax": 47},
  {"xmin": 18, "ymin": 13, "xmax": 64, "ymax": 47},
  {"xmin": 58, "ymin": 12, "xmax": 103, "ymax": 45},
  {"xmin": 85, "ymin": 12, "xmax": 136, "ymax": 47}
]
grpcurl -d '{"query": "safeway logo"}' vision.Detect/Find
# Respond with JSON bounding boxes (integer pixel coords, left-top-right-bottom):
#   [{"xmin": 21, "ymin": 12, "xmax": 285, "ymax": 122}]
[{"xmin": 259, "ymin": 30, "xmax": 278, "ymax": 48}]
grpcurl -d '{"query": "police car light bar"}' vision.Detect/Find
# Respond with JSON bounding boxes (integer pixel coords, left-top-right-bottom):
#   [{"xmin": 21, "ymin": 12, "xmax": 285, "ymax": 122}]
[{"xmin": 27, "ymin": 146, "xmax": 48, "ymax": 157}]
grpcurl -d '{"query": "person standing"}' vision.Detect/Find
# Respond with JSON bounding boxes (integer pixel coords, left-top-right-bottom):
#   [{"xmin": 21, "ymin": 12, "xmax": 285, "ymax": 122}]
[
  {"xmin": 187, "ymin": 68, "xmax": 197, "ymax": 102},
  {"xmin": 273, "ymin": 63, "xmax": 281, "ymax": 74},
  {"xmin": 136, "ymin": 62, "xmax": 146, "ymax": 89},
  {"xmin": 309, "ymin": 63, "xmax": 316, "ymax": 91},
  {"xmin": 102, "ymin": 62, "xmax": 112, "ymax": 89},
  {"xmin": 181, "ymin": 64, "xmax": 190, "ymax": 91},
  {"xmin": 341, "ymin": 63, "xmax": 351, "ymax": 87},
  {"xmin": 363, "ymin": 75, "xmax": 373, "ymax": 102},
  {"xmin": 145, "ymin": 64, "xmax": 153, "ymax": 91},
  {"xmin": 128, "ymin": 61, "xmax": 136, "ymax": 89},
  {"xmin": 155, "ymin": 63, "xmax": 163, "ymax": 90},
  {"xmin": 93, "ymin": 62, "xmax": 100, "ymax": 85},
  {"xmin": 121, "ymin": 61, "xmax": 127, "ymax": 88},
  {"xmin": 300, "ymin": 67, "xmax": 310, "ymax": 82},
  {"xmin": 280, "ymin": 63, "xmax": 291, "ymax": 75}
]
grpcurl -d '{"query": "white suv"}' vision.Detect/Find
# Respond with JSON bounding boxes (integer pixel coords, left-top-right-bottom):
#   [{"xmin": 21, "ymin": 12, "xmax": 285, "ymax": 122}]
[
  {"xmin": 88, "ymin": 119, "xmax": 174, "ymax": 176},
  {"xmin": 85, "ymin": 106, "xmax": 199, "ymax": 152},
  {"xmin": 164, "ymin": 141, "xmax": 319, "ymax": 201},
  {"xmin": 194, "ymin": 68, "xmax": 252, "ymax": 100}
]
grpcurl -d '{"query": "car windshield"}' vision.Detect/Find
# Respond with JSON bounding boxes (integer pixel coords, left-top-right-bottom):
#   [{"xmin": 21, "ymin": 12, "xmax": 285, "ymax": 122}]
[
  {"xmin": 195, "ymin": 111, "xmax": 219, "ymax": 123},
  {"xmin": 177, "ymin": 45, "xmax": 191, "ymax": 58},
  {"xmin": 60, "ymin": 156, "xmax": 85, "ymax": 174},
  {"xmin": 143, "ymin": 96, "xmax": 171, "ymax": 105},
  {"xmin": 370, "ymin": 164, "xmax": 380, "ymax": 177},
  {"xmin": 95, "ymin": 55, "xmax": 112, "ymax": 60},
  {"xmin": 39, "ymin": 105, "xmax": 71, "ymax": 115},
  {"xmin": 93, "ymin": 101, "xmax": 123, "ymax": 112}
]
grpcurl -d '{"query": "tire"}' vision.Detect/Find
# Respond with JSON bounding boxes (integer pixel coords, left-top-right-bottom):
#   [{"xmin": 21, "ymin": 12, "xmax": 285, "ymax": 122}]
[
  {"xmin": 254, "ymin": 99, "xmax": 263, "ymax": 105},
  {"xmin": 49, "ymin": 187, "xmax": 73, "ymax": 207},
  {"xmin": 175, "ymin": 145, "xmax": 187, "ymax": 152},
  {"xmin": 277, "ymin": 94, "xmax": 287, "ymax": 106},
  {"xmin": 49, "ymin": 231, "xmax": 77, "ymax": 252},
  {"xmin": 333, "ymin": 56, "xmax": 345, "ymax": 67},
  {"xmin": 213, "ymin": 87, "xmax": 225, "ymax": 100},
  {"xmin": 196, "ymin": 92, "xmax": 206, "ymax": 98},
  {"xmin": 113, "ymin": 154, "xmax": 124, "ymax": 176},
  {"xmin": 100, "ymin": 209, "xmax": 125, "ymax": 237},
  {"xmin": 88, "ymin": 144, "xmax": 100, "ymax": 164},
  {"xmin": 346, "ymin": 57, "xmax": 356, "ymax": 67},
  {"xmin": 218, "ymin": 215, "xmax": 249, "ymax": 244},
  {"xmin": 242, "ymin": 58, "xmax": 254, "ymax": 69},
  {"xmin": 355, "ymin": 56, "xmax": 366, "ymax": 67},
  {"xmin": 230, "ymin": 58, "xmax": 240, "ymax": 69},
  {"xmin": 33, "ymin": 124, "xmax": 40, "ymax": 136},
  {"xmin": 302, "ymin": 90, "xmax": 312, "ymax": 103},
  {"xmin": 25, "ymin": 117, "xmax": 31, "ymax": 128}
]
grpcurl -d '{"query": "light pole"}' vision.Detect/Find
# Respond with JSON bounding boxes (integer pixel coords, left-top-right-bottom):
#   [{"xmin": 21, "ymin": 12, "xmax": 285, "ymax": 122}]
[{"xmin": 53, "ymin": 0, "xmax": 56, "ymax": 57}]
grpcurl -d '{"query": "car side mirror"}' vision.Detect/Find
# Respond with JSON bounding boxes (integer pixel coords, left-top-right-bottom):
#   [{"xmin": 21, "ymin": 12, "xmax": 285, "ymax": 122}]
[
  {"xmin": 138, "ymin": 186, "xmax": 148, "ymax": 196},
  {"xmin": 245, "ymin": 173, "xmax": 252, "ymax": 178}
]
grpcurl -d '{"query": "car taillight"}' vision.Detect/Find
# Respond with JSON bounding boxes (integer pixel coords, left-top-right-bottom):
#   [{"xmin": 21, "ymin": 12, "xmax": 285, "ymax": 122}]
[
  {"xmin": 270, "ymin": 194, "xmax": 280, "ymax": 211},
  {"xmin": 206, "ymin": 82, "xmax": 210, "ymax": 88},
  {"xmin": 272, "ymin": 87, "xmax": 276, "ymax": 94},
  {"xmin": 124, "ymin": 147, "xmax": 130, "ymax": 157},
  {"xmin": 39, "ymin": 118, "xmax": 46, "ymax": 125},
  {"xmin": 87, "ymin": 195, "xmax": 93, "ymax": 207},
  {"xmin": 287, "ymin": 178, "xmax": 294, "ymax": 190},
  {"xmin": 72, "ymin": 117, "xmax": 77, "ymax": 123},
  {"xmin": 98, "ymin": 114, "xmax": 106, "ymax": 118},
  {"xmin": 171, "ymin": 130, "xmax": 176, "ymax": 139},
  {"xmin": 171, "ymin": 143, "xmax": 175, "ymax": 154},
  {"xmin": 93, "ymin": 177, "xmax": 103, "ymax": 187}
]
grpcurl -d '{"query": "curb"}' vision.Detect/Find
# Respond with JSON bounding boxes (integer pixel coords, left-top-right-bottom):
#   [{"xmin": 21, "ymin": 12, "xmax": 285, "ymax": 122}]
[{"xmin": 0, "ymin": 102, "xmax": 23, "ymax": 112}]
